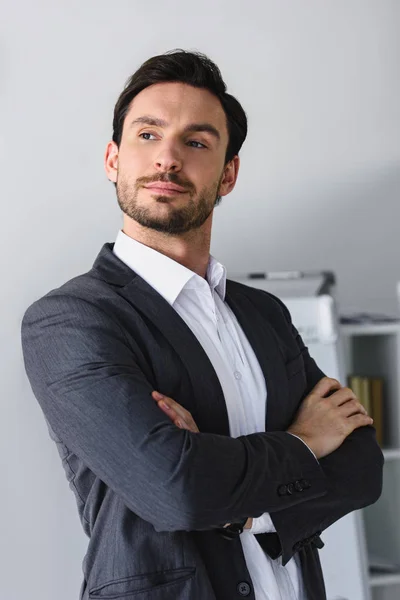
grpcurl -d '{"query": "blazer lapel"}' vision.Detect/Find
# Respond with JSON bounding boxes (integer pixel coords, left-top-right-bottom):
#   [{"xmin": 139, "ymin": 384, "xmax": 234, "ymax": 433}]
[{"xmin": 225, "ymin": 281, "xmax": 290, "ymax": 432}]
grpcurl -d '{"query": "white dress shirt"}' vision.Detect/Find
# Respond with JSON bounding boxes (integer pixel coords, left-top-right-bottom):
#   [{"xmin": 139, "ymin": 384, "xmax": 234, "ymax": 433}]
[{"xmin": 113, "ymin": 229, "xmax": 308, "ymax": 600}]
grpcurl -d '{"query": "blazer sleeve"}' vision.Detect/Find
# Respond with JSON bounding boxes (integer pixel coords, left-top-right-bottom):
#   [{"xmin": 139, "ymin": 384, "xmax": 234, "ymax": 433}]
[
  {"xmin": 267, "ymin": 294, "xmax": 384, "ymax": 566},
  {"xmin": 21, "ymin": 292, "xmax": 328, "ymax": 533}
]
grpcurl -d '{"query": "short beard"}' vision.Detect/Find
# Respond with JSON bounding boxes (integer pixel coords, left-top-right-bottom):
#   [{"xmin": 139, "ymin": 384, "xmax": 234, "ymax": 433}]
[{"xmin": 116, "ymin": 173, "xmax": 224, "ymax": 235}]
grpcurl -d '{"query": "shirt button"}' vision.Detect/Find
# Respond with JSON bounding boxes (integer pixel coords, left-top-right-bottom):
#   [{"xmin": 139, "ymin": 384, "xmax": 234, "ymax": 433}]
[
  {"xmin": 237, "ymin": 581, "xmax": 251, "ymax": 596},
  {"xmin": 234, "ymin": 371, "xmax": 242, "ymax": 380}
]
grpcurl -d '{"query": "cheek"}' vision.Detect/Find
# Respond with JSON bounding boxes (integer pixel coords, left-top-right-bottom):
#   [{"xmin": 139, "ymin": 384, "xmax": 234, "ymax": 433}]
[
  {"xmin": 118, "ymin": 150, "xmax": 150, "ymax": 181},
  {"xmin": 185, "ymin": 156, "xmax": 223, "ymax": 188}
]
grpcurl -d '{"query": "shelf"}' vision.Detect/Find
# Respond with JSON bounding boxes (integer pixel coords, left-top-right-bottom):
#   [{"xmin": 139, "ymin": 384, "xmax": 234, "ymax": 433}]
[
  {"xmin": 340, "ymin": 316, "xmax": 400, "ymax": 599},
  {"xmin": 382, "ymin": 449, "xmax": 400, "ymax": 460},
  {"xmin": 340, "ymin": 323, "xmax": 400, "ymax": 336},
  {"xmin": 369, "ymin": 572, "xmax": 400, "ymax": 587}
]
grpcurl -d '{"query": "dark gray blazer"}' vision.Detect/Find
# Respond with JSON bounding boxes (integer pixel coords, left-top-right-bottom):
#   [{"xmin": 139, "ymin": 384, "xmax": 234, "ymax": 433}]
[{"xmin": 21, "ymin": 242, "xmax": 383, "ymax": 600}]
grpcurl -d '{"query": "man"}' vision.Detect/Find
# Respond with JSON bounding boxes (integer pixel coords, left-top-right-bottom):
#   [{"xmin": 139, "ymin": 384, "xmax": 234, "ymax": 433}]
[{"xmin": 21, "ymin": 49, "xmax": 383, "ymax": 600}]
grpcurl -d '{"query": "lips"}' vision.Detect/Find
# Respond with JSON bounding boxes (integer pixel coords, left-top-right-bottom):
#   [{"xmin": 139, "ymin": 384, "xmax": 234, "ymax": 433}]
[{"xmin": 144, "ymin": 183, "xmax": 187, "ymax": 193}]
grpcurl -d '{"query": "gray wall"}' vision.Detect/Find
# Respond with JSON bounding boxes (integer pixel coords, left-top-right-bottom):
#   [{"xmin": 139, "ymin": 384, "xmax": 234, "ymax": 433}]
[{"xmin": 2, "ymin": 1, "xmax": 399, "ymax": 598}]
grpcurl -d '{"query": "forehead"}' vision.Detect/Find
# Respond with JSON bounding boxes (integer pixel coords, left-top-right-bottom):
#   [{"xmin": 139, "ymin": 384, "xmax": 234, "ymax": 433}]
[{"xmin": 124, "ymin": 82, "xmax": 228, "ymax": 136}]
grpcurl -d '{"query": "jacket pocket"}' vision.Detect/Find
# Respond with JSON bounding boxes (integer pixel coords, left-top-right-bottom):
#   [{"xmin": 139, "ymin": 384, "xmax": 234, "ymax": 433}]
[{"xmin": 88, "ymin": 567, "xmax": 196, "ymax": 599}]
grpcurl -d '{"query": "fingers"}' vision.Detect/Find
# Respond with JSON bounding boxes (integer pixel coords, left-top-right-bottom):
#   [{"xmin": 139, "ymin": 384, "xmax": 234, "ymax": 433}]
[
  {"xmin": 152, "ymin": 391, "xmax": 200, "ymax": 433},
  {"xmin": 310, "ymin": 377, "xmax": 357, "ymax": 408},
  {"xmin": 346, "ymin": 412, "xmax": 373, "ymax": 434},
  {"xmin": 312, "ymin": 377, "xmax": 342, "ymax": 398},
  {"xmin": 152, "ymin": 391, "xmax": 187, "ymax": 419},
  {"xmin": 328, "ymin": 387, "xmax": 358, "ymax": 408},
  {"xmin": 339, "ymin": 398, "xmax": 368, "ymax": 417}
]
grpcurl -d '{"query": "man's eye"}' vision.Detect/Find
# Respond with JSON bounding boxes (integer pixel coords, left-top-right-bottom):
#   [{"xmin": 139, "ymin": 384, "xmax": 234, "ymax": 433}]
[
  {"xmin": 139, "ymin": 132, "xmax": 156, "ymax": 140},
  {"xmin": 187, "ymin": 141, "xmax": 206, "ymax": 148}
]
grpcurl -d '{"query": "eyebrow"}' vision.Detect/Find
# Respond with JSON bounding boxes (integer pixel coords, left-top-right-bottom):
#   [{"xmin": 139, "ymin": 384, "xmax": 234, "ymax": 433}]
[{"xmin": 129, "ymin": 116, "xmax": 221, "ymax": 141}]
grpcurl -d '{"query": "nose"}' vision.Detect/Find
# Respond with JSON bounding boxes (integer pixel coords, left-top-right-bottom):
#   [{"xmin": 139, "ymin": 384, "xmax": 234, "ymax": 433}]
[{"xmin": 154, "ymin": 142, "xmax": 183, "ymax": 173}]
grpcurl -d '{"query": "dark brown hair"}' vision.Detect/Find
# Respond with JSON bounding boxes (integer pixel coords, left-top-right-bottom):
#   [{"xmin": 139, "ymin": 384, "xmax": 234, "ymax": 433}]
[{"xmin": 112, "ymin": 49, "xmax": 247, "ymax": 164}]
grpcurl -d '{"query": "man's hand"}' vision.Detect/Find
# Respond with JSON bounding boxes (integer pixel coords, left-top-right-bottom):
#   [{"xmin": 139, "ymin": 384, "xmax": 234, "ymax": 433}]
[
  {"xmin": 287, "ymin": 376, "xmax": 373, "ymax": 460},
  {"xmin": 152, "ymin": 391, "xmax": 200, "ymax": 432},
  {"xmin": 152, "ymin": 390, "xmax": 253, "ymax": 530}
]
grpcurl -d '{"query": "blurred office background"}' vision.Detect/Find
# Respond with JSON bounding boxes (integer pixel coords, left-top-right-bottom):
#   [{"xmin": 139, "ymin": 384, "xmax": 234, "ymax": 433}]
[{"xmin": 1, "ymin": 1, "xmax": 399, "ymax": 599}]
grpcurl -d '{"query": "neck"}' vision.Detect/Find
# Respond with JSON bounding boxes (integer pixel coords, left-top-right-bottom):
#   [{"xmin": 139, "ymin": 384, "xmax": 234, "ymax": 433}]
[{"xmin": 121, "ymin": 217, "xmax": 212, "ymax": 279}]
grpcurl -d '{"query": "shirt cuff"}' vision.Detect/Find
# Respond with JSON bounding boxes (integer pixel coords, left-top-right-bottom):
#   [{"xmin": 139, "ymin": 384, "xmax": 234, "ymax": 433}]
[
  {"xmin": 248, "ymin": 513, "xmax": 276, "ymax": 534},
  {"xmin": 287, "ymin": 432, "xmax": 318, "ymax": 462}
]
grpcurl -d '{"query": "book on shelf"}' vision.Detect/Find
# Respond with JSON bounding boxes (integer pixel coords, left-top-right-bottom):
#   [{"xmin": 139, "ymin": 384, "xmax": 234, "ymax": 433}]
[
  {"xmin": 370, "ymin": 378, "xmax": 383, "ymax": 447},
  {"xmin": 347, "ymin": 375, "xmax": 384, "ymax": 446}
]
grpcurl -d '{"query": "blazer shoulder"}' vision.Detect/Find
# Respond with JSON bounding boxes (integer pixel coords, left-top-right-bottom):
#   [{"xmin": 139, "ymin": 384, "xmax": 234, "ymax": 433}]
[
  {"xmin": 21, "ymin": 268, "xmax": 118, "ymax": 330},
  {"xmin": 22, "ymin": 242, "xmax": 138, "ymax": 324}
]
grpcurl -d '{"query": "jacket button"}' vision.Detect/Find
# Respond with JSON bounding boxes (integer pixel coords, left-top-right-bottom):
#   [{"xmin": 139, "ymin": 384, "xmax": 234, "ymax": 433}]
[
  {"xmin": 294, "ymin": 480, "xmax": 304, "ymax": 492},
  {"xmin": 277, "ymin": 484, "xmax": 288, "ymax": 496},
  {"xmin": 287, "ymin": 482, "xmax": 295, "ymax": 495},
  {"xmin": 237, "ymin": 581, "xmax": 251, "ymax": 596},
  {"xmin": 301, "ymin": 479, "xmax": 311, "ymax": 489}
]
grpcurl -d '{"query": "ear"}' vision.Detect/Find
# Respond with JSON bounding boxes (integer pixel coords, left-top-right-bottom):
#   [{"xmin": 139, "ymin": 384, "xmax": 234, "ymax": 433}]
[
  {"xmin": 104, "ymin": 141, "xmax": 119, "ymax": 183},
  {"xmin": 218, "ymin": 155, "xmax": 240, "ymax": 197}
]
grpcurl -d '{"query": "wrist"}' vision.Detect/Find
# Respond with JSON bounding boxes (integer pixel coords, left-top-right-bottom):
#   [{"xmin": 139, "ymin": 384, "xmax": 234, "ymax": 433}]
[{"xmin": 287, "ymin": 429, "xmax": 321, "ymax": 460}]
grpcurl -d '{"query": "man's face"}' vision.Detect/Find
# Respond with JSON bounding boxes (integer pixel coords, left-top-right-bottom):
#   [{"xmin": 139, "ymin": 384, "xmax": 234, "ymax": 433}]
[{"xmin": 105, "ymin": 82, "xmax": 237, "ymax": 235}]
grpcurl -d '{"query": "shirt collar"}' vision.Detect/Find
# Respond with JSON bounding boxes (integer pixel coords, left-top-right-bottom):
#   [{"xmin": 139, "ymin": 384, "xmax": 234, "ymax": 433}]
[{"xmin": 113, "ymin": 229, "xmax": 227, "ymax": 306}]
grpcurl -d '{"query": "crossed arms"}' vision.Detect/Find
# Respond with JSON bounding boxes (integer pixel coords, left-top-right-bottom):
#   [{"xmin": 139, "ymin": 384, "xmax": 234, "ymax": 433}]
[{"xmin": 21, "ymin": 292, "xmax": 384, "ymax": 564}]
